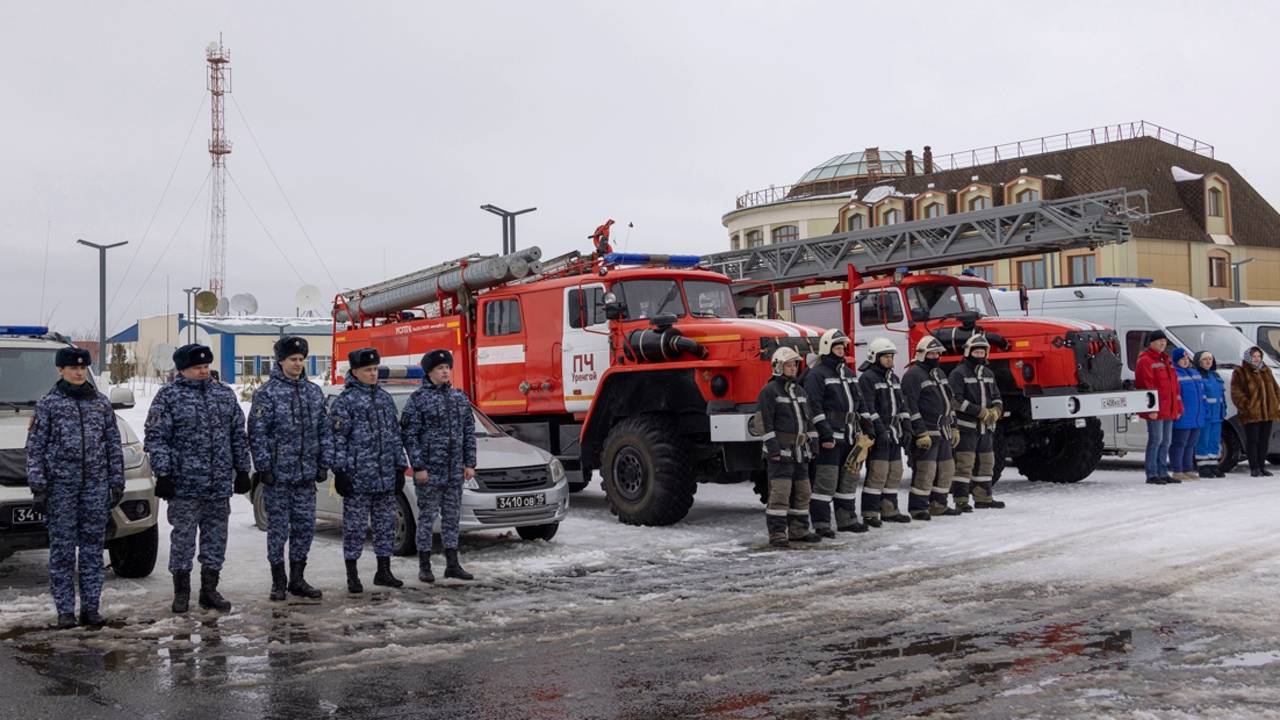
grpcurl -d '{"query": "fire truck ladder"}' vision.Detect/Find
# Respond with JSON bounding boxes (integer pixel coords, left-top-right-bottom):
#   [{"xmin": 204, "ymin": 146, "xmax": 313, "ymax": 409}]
[{"xmin": 702, "ymin": 188, "xmax": 1151, "ymax": 291}]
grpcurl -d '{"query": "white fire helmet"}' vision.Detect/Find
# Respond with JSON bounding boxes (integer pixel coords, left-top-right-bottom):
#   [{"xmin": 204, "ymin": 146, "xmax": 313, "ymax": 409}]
[
  {"xmin": 866, "ymin": 337, "xmax": 897, "ymax": 364},
  {"xmin": 915, "ymin": 335, "xmax": 946, "ymax": 363},
  {"xmin": 771, "ymin": 346, "xmax": 802, "ymax": 376},
  {"xmin": 964, "ymin": 333, "xmax": 991, "ymax": 357},
  {"xmin": 818, "ymin": 328, "xmax": 851, "ymax": 357}
]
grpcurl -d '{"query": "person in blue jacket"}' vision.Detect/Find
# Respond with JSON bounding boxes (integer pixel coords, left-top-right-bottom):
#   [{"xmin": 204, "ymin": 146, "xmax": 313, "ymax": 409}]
[
  {"xmin": 1168, "ymin": 347, "xmax": 1205, "ymax": 482},
  {"xmin": 1193, "ymin": 351, "xmax": 1227, "ymax": 478}
]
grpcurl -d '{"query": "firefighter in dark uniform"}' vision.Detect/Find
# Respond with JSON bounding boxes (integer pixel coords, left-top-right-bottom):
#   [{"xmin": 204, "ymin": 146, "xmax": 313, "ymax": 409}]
[
  {"xmin": 803, "ymin": 329, "xmax": 871, "ymax": 535},
  {"xmin": 24, "ymin": 347, "xmax": 124, "ymax": 628},
  {"xmin": 757, "ymin": 346, "xmax": 821, "ymax": 547},
  {"xmin": 858, "ymin": 338, "xmax": 912, "ymax": 526},
  {"xmin": 949, "ymin": 334, "xmax": 1007, "ymax": 510},
  {"xmin": 901, "ymin": 336, "xmax": 963, "ymax": 520}
]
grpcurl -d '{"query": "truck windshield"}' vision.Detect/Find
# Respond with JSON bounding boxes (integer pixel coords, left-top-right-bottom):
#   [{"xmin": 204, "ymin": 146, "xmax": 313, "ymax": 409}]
[
  {"xmin": 683, "ymin": 280, "xmax": 736, "ymax": 318},
  {"xmin": 0, "ymin": 348, "xmax": 60, "ymax": 404},
  {"xmin": 909, "ymin": 285, "xmax": 964, "ymax": 319},
  {"xmin": 612, "ymin": 280, "xmax": 686, "ymax": 319},
  {"xmin": 1167, "ymin": 325, "xmax": 1279, "ymax": 369},
  {"xmin": 958, "ymin": 286, "xmax": 998, "ymax": 317}
]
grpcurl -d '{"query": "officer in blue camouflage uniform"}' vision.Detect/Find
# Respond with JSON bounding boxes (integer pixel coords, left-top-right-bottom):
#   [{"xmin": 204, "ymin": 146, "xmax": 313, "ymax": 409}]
[
  {"xmin": 25, "ymin": 347, "xmax": 124, "ymax": 629},
  {"xmin": 400, "ymin": 349, "xmax": 477, "ymax": 583},
  {"xmin": 145, "ymin": 344, "xmax": 252, "ymax": 614},
  {"xmin": 330, "ymin": 348, "xmax": 407, "ymax": 593},
  {"xmin": 248, "ymin": 336, "xmax": 332, "ymax": 602}
]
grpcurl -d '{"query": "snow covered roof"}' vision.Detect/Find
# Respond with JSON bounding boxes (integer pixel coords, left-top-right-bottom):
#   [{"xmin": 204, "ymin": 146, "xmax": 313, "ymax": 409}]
[
  {"xmin": 1172, "ymin": 165, "xmax": 1204, "ymax": 182},
  {"xmin": 183, "ymin": 315, "xmax": 332, "ymax": 336}
]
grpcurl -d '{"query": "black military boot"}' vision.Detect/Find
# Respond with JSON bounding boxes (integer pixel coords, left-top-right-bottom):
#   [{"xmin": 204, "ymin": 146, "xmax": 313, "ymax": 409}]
[
  {"xmin": 171, "ymin": 571, "xmax": 191, "ymax": 614},
  {"xmin": 346, "ymin": 559, "xmax": 364, "ymax": 594},
  {"xmin": 269, "ymin": 563, "xmax": 288, "ymax": 602},
  {"xmin": 418, "ymin": 552, "xmax": 435, "ymax": 583},
  {"xmin": 910, "ymin": 510, "xmax": 932, "ymax": 521},
  {"xmin": 79, "ymin": 608, "xmax": 106, "ymax": 627},
  {"xmin": 444, "ymin": 549, "xmax": 474, "ymax": 581},
  {"xmin": 766, "ymin": 515, "xmax": 789, "ymax": 547},
  {"xmin": 55, "ymin": 613, "xmax": 78, "ymax": 629},
  {"xmin": 864, "ymin": 515, "xmax": 883, "ymax": 528},
  {"xmin": 374, "ymin": 556, "xmax": 404, "ymax": 588},
  {"xmin": 288, "ymin": 559, "xmax": 323, "ymax": 599},
  {"xmin": 975, "ymin": 500, "xmax": 1007, "ymax": 509},
  {"xmin": 837, "ymin": 520, "xmax": 869, "ymax": 533},
  {"xmin": 198, "ymin": 568, "xmax": 232, "ymax": 612}
]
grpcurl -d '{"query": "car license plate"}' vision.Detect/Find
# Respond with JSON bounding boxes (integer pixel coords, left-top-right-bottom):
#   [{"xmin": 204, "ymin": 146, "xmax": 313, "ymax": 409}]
[
  {"xmin": 1102, "ymin": 398, "xmax": 1126, "ymax": 409},
  {"xmin": 11, "ymin": 505, "xmax": 45, "ymax": 525},
  {"xmin": 497, "ymin": 494, "xmax": 546, "ymax": 510}
]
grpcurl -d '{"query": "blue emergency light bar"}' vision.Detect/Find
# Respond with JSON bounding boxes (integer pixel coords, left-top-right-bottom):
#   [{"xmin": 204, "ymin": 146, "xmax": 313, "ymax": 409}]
[
  {"xmin": 605, "ymin": 253, "xmax": 701, "ymax": 268},
  {"xmin": 1094, "ymin": 277, "xmax": 1153, "ymax": 287},
  {"xmin": 0, "ymin": 325, "xmax": 49, "ymax": 336},
  {"xmin": 378, "ymin": 365, "xmax": 425, "ymax": 380}
]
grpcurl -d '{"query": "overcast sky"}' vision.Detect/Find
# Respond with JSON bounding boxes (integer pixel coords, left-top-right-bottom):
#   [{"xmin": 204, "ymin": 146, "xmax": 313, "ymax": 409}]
[{"xmin": 2, "ymin": 0, "xmax": 1277, "ymax": 336}]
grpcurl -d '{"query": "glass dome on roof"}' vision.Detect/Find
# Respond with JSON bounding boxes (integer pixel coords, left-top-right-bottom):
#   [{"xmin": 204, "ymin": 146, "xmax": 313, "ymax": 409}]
[{"xmin": 796, "ymin": 150, "xmax": 920, "ymax": 184}]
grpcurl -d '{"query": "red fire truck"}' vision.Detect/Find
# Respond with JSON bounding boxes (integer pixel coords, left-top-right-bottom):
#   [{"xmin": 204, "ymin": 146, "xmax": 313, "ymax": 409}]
[{"xmin": 332, "ymin": 250, "xmax": 822, "ymax": 527}]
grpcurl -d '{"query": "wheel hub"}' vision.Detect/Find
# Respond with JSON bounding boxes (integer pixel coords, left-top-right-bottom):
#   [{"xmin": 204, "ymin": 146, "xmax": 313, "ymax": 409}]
[{"xmin": 612, "ymin": 447, "xmax": 647, "ymax": 502}]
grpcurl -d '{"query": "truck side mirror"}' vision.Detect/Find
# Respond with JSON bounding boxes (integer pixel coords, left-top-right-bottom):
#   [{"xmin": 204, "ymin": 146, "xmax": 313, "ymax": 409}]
[
  {"xmin": 603, "ymin": 292, "xmax": 626, "ymax": 321},
  {"xmin": 109, "ymin": 386, "xmax": 135, "ymax": 410}
]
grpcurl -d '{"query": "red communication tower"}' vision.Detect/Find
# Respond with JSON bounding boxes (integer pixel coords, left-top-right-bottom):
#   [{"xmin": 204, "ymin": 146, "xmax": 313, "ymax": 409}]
[{"xmin": 206, "ymin": 36, "xmax": 232, "ymax": 299}]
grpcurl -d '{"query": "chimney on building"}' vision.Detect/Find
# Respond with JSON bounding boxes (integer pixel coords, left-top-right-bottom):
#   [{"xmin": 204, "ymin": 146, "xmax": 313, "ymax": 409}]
[
  {"xmin": 904, "ymin": 149, "xmax": 915, "ymax": 177},
  {"xmin": 923, "ymin": 146, "xmax": 934, "ymax": 174}
]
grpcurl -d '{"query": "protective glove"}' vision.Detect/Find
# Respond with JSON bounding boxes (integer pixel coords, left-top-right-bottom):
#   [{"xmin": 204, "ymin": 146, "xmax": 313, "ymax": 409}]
[
  {"xmin": 951, "ymin": 428, "xmax": 961, "ymax": 448},
  {"xmin": 107, "ymin": 486, "xmax": 124, "ymax": 509},
  {"xmin": 986, "ymin": 407, "xmax": 1003, "ymax": 425},
  {"xmin": 154, "ymin": 476, "xmax": 175, "ymax": 500},
  {"xmin": 255, "ymin": 470, "xmax": 274, "ymax": 487},
  {"xmin": 31, "ymin": 490, "xmax": 48, "ymax": 516},
  {"xmin": 915, "ymin": 435, "xmax": 933, "ymax": 450},
  {"xmin": 334, "ymin": 471, "xmax": 353, "ymax": 498},
  {"xmin": 314, "ymin": 469, "xmax": 328, "ymax": 485},
  {"xmin": 234, "ymin": 471, "xmax": 252, "ymax": 495}
]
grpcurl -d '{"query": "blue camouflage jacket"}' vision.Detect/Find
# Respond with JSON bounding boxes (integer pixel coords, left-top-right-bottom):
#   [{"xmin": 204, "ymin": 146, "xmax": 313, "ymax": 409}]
[
  {"xmin": 400, "ymin": 380, "xmax": 477, "ymax": 483},
  {"xmin": 329, "ymin": 373, "xmax": 407, "ymax": 494},
  {"xmin": 247, "ymin": 366, "xmax": 333, "ymax": 485},
  {"xmin": 144, "ymin": 375, "xmax": 251, "ymax": 498},
  {"xmin": 25, "ymin": 381, "xmax": 124, "ymax": 494}
]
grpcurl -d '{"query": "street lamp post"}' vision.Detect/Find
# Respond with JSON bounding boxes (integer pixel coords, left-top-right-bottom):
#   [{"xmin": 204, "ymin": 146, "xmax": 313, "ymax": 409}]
[
  {"xmin": 480, "ymin": 204, "xmax": 537, "ymax": 255},
  {"xmin": 77, "ymin": 239, "xmax": 128, "ymax": 375}
]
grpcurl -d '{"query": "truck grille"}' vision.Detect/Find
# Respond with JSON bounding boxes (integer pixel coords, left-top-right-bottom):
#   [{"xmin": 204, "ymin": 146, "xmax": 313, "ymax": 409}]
[
  {"xmin": 475, "ymin": 465, "xmax": 553, "ymax": 493},
  {"xmin": 0, "ymin": 449, "xmax": 28, "ymax": 487}
]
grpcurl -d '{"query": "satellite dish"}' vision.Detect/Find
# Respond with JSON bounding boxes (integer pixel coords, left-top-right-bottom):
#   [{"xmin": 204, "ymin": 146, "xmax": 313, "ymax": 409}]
[
  {"xmin": 150, "ymin": 343, "xmax": 176, "ymax": 372},
  {"xmin": 295, "ymin": 284, "xmax": 324, "ymax": 313},
  {"xmin": 229, "ymin": 293, "xmax": 258, "ymax": 315},
  {"xmin": 215, "ymin": 297, "xmax": 230, "ymax": 315},
  {"xmin": 242, "ymin": 293, "xmax": 258, "ymax": 315},
  {"xmin": 195, "ymin": 290, "xmax": 218, "ymax": 314}
]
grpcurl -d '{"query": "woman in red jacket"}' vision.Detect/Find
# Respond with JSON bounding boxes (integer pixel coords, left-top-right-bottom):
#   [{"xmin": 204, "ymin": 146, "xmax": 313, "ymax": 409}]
[{"xmin": 1135, "ymin": 330, "xmax": 1184, "ymax": 484}]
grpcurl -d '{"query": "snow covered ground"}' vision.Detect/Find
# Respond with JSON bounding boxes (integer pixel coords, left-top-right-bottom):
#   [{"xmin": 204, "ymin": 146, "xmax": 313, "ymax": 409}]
[{"xmin": 2, "ymin": 382, "xmax": 1280, "ymax": 718}]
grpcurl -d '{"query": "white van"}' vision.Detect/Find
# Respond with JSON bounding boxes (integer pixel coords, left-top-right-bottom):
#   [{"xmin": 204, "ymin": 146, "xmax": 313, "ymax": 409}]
[
  {"xmin": 1214, "ymin": 307, "xmax": 1280, "ymax": 363},
  {"xmin": 995, "ymin": 281, "xmax": 1280, "ymax": 470}
]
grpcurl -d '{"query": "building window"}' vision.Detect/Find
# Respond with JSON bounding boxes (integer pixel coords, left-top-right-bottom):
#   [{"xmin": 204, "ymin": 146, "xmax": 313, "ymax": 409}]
[
  {"xmin": 236, "ymin": 356, "xmax": 253, "ymax": 379},
  {"xmin": 848, "ymin": 213, "xmax": 865, "ymax": 231},
  {"xmin": 1015, "ymin": 188, "xmax": 1040, "ymax": 203},
  {"xmin": 483, "ymin": 299, "xmax": 523, "ymax": 336},
  {"xmin": 965, "ymin": 264, "xmax": 994, "ymax": 282},
  {"xmin": 923, "ymin": 202, "xmax": 944, "ymax": 219},
  {"xmin": 967, "ymin": 195, "xmax": 989, "ymax": 211},
  {"xmin": 1069, "ymin": 254, "xmax": 1097, "ymax": 284},
  {"xmin": 314, "ymin": 355, "xmax": 331, "ymax": 379},
  {"xmin": 1017, "ymin": 258, "xmax": 1047, "ymax": 289},
  {"xmin": 258, "ymin": 357, "xmax": 273, "ymax": 377},
  {"xmin": 730, "ymin": 234, "xmax": 740, "ymax": 250},
  {"xmin": 1209, "ymin": 256, "xmax": 1229, "ymax": 288},
  {"xmin": 1207, "ymin": 187, "xmax": 1223, "ymax": 217},
  {"xmin": 745, "ymin": 229, "xmax": 764, "ymax": 248},
  {"xmin": 882, "ymin": 208, "xmax": 900, "ymax": 226},
  {"xmin": 772, "ymin": 225, "xmax": 798, "ymax": 245}
]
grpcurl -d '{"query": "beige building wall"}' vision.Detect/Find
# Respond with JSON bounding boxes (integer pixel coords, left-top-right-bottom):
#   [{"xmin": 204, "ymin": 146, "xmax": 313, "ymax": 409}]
[{"xmin": 722, "ymin": 197, "xmax": 847, "ymax": 248}]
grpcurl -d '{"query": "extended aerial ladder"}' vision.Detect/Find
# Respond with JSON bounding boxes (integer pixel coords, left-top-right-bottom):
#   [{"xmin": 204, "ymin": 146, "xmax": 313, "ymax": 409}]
[{"xmin": 701, "ymin": 188, "xmax": 1151, "ymax": 291}]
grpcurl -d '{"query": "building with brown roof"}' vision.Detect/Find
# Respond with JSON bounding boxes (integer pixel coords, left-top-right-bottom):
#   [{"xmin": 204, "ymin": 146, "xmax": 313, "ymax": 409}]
[{"xmin": 723, "ymin": 122, "xmax": 1280, "ymax": 307}]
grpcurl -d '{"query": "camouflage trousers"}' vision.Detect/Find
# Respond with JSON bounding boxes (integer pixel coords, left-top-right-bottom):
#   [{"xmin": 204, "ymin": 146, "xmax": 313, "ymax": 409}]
[
  {"xmin": 46, "ymin": 484, "xmax": 111, "ymax": 614},
  {"xmin": 416, "ymin": 478, "xmax": 463, "ymax": 551},
  {"xmin": 264, "ymin": 482, "xmax": 317, "ymax": 565},
  {"xmin": 167, "ymin": 497, "xmax": 231, "ymax": 574},
  {"xmin": 954, "ymin": 429, "xmax": 997, "ymax": 506},
  {"xmin": 343, "ymin": 491, "xmax": 396, "ymax": 560}
]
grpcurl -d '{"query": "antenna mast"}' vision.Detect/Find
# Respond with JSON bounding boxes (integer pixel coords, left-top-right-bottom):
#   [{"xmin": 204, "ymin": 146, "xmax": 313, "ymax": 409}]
[{"xmin": 206, "ymin": 35, "xmax": 232, "ymax": 298}]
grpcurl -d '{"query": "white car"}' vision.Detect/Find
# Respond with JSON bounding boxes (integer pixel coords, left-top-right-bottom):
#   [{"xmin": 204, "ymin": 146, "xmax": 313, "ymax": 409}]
[
  {"xmin": 0, "ymin": 326, "xmax": 159, "ymax": 576},
  {"xmin": 252, "ymin": 383, "xmax": 569, "ymax": 552}
]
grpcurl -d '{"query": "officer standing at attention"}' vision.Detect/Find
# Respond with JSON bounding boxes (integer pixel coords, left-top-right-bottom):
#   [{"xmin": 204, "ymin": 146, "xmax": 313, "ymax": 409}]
[
  {"xmin": 756, "ymin": 346, "xmax": 822, "ymax": 547},
  {"xmin": 145, "ymin": 343, "xmax": 252, "ymax": 614},
  {"xmin": 248, "ymin": 336, "xmax": 332, "ymax": 602},
  {"xmin": 949, "ymin": 334, "xmax": 1006, "ymax": 510},
  {"xmin": 25, "ymin": 347, "xmax": 123, "ymax": 628},
  {"xmin": 901, "ymin": 336, "xmax": 963, "ymax": 520},
  {"xmin": 802, "ymin": 329, "xmax": 871, "ymax": 535},
  {"xmin": 858, "ymin": 338, "xmax": 913, "ymax": 526},
  {"xmin": 330, "ymin": 348, "xmax": 407, "ymax": 593},
  {"xmin": 400, "ymin": 349, "xmax": 478, "ymax": 582}
]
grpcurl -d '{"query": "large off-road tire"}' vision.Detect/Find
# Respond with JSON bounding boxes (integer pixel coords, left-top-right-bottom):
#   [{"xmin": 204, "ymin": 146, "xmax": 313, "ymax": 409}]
[
  {"xmin": 1014, "ymin": 417, "xmax": 1103, "ymax": 484},
  {"xmin": 1221, "ymin": 428, "xmax": 1243, "ymax": 474},
  {"xmin": 109, "ymin": 524, "xmax": 158, "ymax": 579},
  {"xmin": 601, "ymin": 415, "xmax": 696, "ymax": 526}
]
